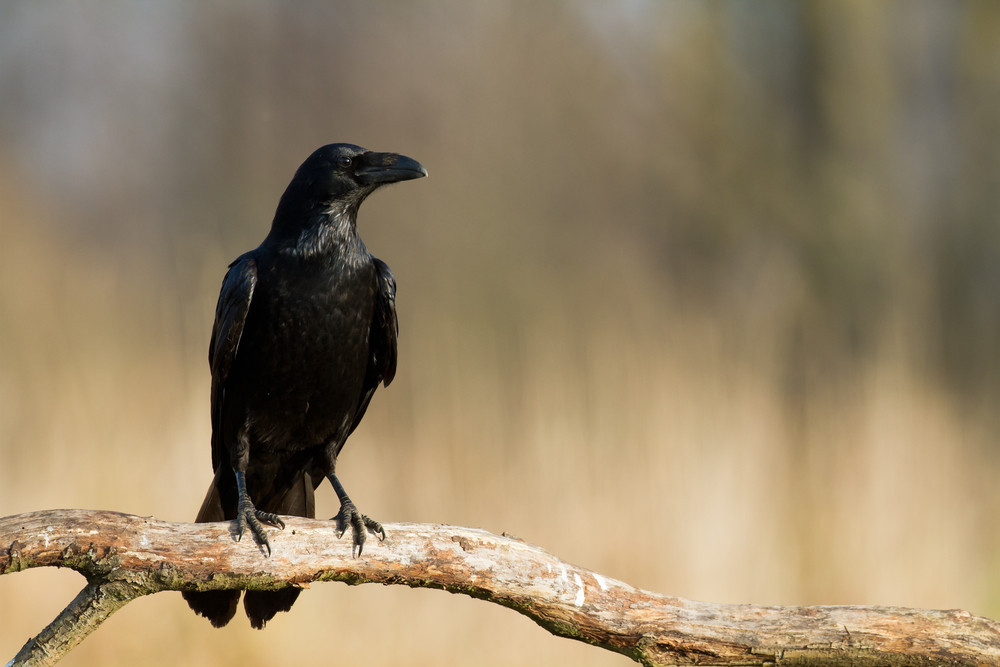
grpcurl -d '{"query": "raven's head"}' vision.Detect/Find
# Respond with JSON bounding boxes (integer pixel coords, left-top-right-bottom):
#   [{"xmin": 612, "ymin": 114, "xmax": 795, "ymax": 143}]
[
  {"xmin": 285, "ymin": 143, "xmax": 426, "ymax": 213},
  {"xmin": 268, "ymin": 143, "xmax": 426, "ymax": 248}
]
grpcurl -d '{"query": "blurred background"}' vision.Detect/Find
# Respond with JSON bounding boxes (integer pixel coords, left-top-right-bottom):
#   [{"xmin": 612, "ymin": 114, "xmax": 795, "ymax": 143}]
[{"xmin": 2, "ymin": 1, "xmax": 999, "ymax": 665}]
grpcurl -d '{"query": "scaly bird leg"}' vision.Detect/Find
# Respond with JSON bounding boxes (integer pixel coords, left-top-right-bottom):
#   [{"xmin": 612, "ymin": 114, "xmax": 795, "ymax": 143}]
[
  {"xmin": 328, "ymin": 472, "xmax": 385, "ymax": 557},
  {"xmin": 234, "ymin": 469, "xmax": 285, "ymax": 557}
]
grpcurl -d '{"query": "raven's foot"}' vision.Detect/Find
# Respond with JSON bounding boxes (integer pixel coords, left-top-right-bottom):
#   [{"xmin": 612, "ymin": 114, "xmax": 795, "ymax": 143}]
[
  {"xmin": 332, "ymin": 499, "xmax": 385, "ymax": 557},
  {"xmin": 236, "ymin": 490, "xmax": 285, "ymax": 557},
  {"xmin": 327, "ymin": 472, "xmax": 385, "ymax": 557}
]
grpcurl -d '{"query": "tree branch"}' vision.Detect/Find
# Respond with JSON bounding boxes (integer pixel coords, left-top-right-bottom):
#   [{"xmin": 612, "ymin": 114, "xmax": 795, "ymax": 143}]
[{"xmin": 2, "ymin": 510, "xmax": 998, "ymax": 666}]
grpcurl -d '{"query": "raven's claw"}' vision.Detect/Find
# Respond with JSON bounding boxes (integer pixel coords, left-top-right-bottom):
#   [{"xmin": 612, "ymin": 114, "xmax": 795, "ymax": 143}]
[
  {"xmin": 327, "ymin": 472, "xmax": 385, "ymax": 557},
  {"xmin": 236, "ymin": 490, "xmax": 285, "ymax": 557},
  {"xmin": 332, "ymin": 499, "xmax": 384, "ymax": 557}
]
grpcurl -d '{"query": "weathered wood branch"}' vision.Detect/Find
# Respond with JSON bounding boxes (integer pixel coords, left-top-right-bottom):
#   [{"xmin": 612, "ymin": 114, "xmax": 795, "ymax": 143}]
[{"xmin": 2, "ymin": 510, "xmax": 999, "ymax": 666}]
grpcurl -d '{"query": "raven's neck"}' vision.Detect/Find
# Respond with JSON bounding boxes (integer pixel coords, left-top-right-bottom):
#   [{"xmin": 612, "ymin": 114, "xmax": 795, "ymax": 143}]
[{"xmin": 264, "ymin": 202, "xmax": 368, "ymax": 266}]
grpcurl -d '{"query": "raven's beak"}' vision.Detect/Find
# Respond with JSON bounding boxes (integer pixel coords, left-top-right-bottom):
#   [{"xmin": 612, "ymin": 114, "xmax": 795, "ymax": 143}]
[{"xmin": 356, "ymin": 152, "xmax": 428, "ymax": 185}]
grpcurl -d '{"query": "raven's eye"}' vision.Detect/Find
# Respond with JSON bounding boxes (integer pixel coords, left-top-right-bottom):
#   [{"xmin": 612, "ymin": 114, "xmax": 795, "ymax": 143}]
[{"xmin": 338, "ymin": 156, "xmax": 353, "ymax": 169}]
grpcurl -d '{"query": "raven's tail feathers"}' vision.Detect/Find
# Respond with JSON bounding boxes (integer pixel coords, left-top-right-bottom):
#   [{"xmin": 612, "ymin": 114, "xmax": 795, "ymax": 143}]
[
  {"xmin": 244, "ymin": 588, "xmax": 302, "ymax": 629},
  {"xmin": 182, "ymin": 472, "xmax": 240, "ymax": 626}
]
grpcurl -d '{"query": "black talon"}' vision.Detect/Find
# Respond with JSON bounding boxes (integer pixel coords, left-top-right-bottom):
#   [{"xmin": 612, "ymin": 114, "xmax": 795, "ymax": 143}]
[
  {"xmin": 333, "ymin": 501, "xmax": 351, "ymax": 538},
  {"xmin": 364, "ymin": 516, "xmax": 386, "ymax": 542}
]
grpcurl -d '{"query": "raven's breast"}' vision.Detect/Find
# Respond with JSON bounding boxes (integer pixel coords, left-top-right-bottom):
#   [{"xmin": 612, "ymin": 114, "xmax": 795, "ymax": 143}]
[{"xmin": 232, "ymin": 257, "xmax": 376, "ymax": 451}]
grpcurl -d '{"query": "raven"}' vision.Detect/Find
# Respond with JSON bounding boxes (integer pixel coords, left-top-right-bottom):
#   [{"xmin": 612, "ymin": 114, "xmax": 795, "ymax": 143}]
[{"xmin": 182, "ymin": 143, "xmax": 426, "ymax": 628}]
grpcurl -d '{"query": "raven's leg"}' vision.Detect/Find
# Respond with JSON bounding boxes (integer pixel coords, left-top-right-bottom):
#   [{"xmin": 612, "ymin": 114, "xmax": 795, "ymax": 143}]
[
  {"xmin": 232, "ymin": 427, "xmax": 284, "ymax": 556},
  {"xmin": 234, "ymin": 470, "xmax": 285, "ymax": 556},
  {"xmin": 328, "ymin": 472, "xmax": 385, "ymax": 557}
]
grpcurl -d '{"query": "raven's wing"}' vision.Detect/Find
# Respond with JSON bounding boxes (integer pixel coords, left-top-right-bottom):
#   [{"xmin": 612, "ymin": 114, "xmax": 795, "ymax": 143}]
[
  {"xmin": 185, "ymin": 253, "xmax": 258, "ymax": 628},
  {"xmin": 209, "ymin": 252, "xmax": 257, "ymax": 471},
  {"xmin": 347, "ymin": 256, "xmax": 398, "ymax": 437}
]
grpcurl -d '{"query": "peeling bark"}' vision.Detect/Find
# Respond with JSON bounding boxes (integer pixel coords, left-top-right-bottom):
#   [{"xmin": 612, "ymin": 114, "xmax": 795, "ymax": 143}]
[{"xmin": 2, "ymin": 510, "xmax": 999, "ymax": 666}]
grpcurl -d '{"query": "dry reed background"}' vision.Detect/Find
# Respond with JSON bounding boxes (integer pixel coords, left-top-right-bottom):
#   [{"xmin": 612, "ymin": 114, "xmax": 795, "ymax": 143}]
[{"xmin": 2, "ymin": 2, "xmax": 1000, "ymax": 665}]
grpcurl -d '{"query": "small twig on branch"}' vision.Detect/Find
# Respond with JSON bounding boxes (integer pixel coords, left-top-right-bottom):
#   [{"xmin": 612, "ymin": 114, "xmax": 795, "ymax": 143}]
[{"xmin": 2, "ymin": 510, "xmax": 999, "ymax": 666}]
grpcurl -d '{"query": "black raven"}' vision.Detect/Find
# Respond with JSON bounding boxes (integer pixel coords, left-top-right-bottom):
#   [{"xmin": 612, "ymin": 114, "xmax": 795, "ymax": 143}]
[{"xmin": 182, "ymin": 143, "xmax": 426, "ymax": 628}]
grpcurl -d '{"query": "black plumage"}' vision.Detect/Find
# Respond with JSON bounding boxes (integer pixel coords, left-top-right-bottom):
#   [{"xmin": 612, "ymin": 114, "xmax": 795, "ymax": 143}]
[{"xmin": 182, "ymin": 143, "xmax": 426, "ymax": 628}]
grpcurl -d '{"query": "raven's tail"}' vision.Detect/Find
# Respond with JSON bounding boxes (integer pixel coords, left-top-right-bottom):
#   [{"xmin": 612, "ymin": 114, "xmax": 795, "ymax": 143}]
[
  {"xmin": 181, "ymin": 471, "xmax": 241, "ymax": 628},
  {"xmin": 182, "ymin": 469, "xmax": 315, "ymax": 629}
]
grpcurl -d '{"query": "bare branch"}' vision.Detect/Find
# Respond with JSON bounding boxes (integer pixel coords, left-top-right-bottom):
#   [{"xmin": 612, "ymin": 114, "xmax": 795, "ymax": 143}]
[{"xmin": 2, "ymin": 509, "xmax": 999, "ymax": 666}]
